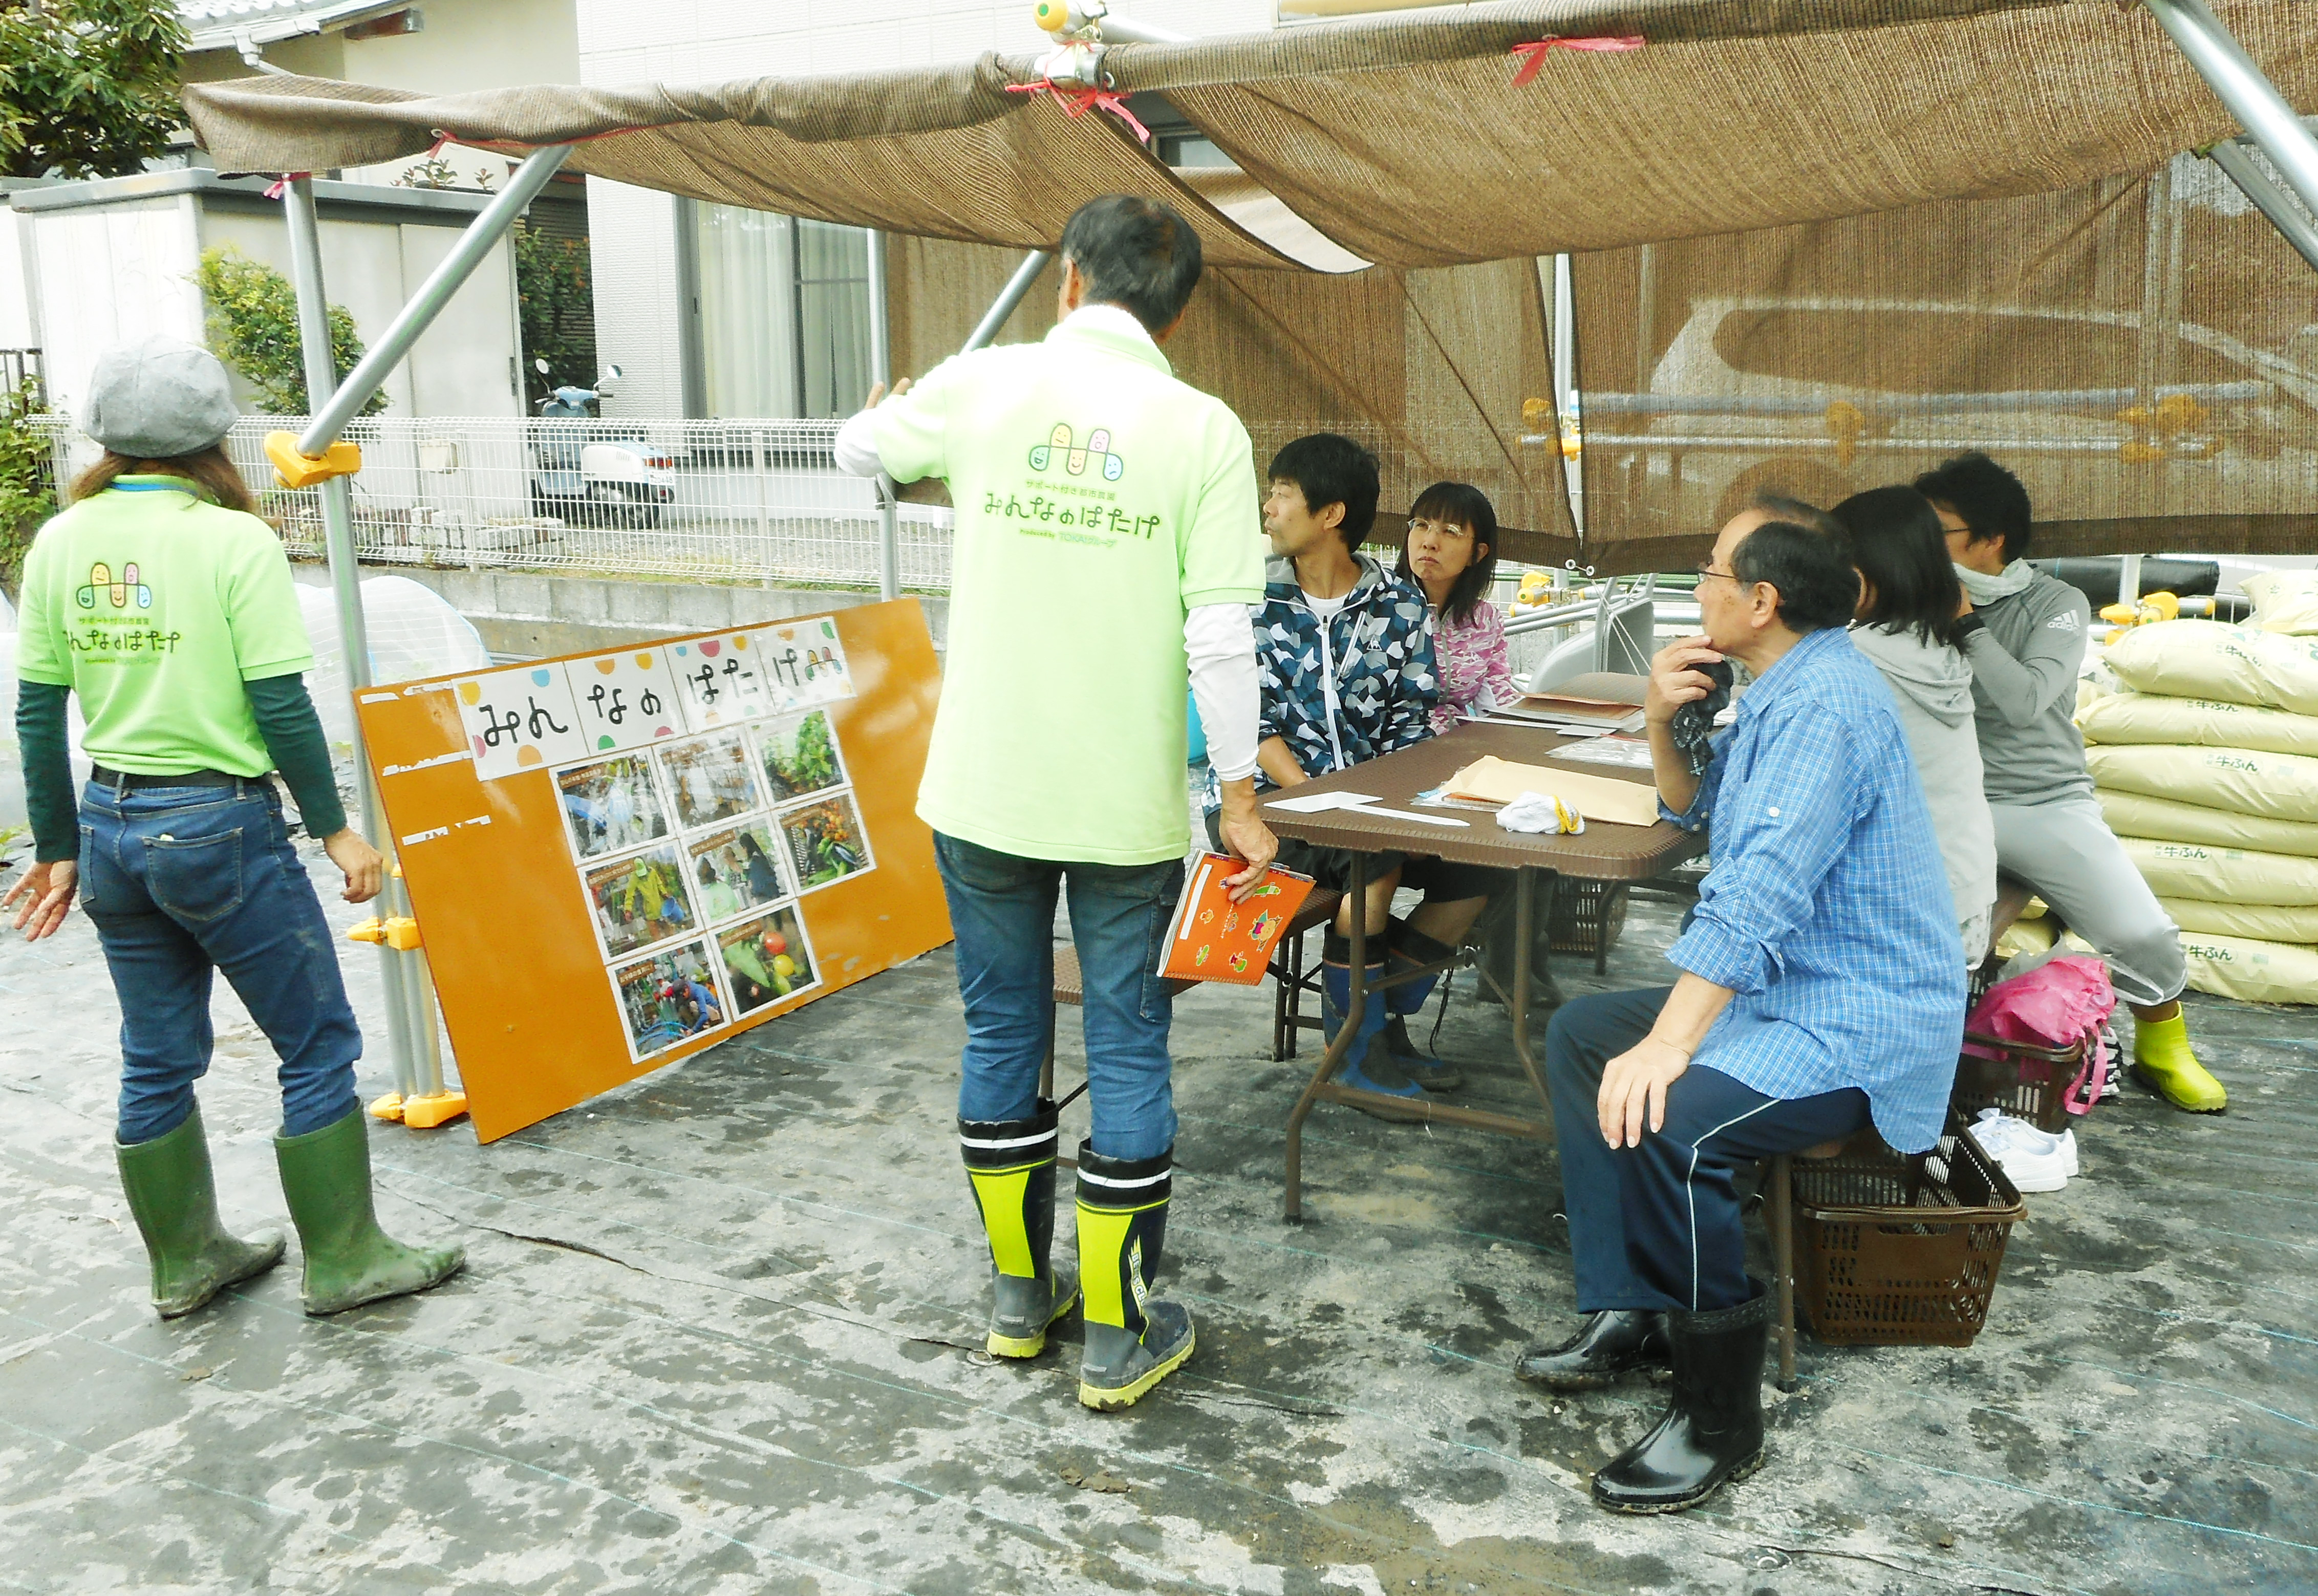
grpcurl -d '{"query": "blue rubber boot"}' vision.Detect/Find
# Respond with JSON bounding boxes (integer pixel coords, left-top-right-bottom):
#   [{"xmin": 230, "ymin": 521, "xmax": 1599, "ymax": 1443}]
[{"xmin": 1321, "ymin": 936, "xmax": 1425, "ymax": 1112}]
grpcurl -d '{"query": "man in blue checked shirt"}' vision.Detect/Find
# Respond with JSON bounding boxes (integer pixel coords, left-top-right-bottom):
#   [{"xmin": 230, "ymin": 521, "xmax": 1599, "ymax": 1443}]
[{"xmin": 1519, "ymin": 499, "xmax": 1964, "ymax": 1516}]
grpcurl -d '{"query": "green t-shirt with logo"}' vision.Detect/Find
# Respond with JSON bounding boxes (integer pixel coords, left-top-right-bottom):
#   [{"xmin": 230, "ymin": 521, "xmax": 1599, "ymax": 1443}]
[
  {"xmin": 16, "ymin": 478, "xmax": 315, "ymax": 776},
  {"xmin": 872, "ymin": 315, "xmax": 1264, "ymax": 865}
]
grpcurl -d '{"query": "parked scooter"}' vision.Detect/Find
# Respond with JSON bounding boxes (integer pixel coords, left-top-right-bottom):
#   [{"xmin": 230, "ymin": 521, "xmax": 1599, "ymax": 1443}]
[{"xmin": 528, "ymin": 362, "xmax": 677, "ymax": 529}]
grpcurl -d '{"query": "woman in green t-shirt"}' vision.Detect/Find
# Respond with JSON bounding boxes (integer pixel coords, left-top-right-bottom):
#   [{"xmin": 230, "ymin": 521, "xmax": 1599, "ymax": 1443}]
[{"xmin": 4, "ymin": 338, "xmax": 464, "ymax": 1320}]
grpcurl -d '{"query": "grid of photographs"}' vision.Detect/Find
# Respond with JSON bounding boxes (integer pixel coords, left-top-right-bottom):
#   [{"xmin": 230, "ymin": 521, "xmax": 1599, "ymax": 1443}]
[{"xmin": 552, "ymin": 701, "xmax": 875, "ymax": 1063}]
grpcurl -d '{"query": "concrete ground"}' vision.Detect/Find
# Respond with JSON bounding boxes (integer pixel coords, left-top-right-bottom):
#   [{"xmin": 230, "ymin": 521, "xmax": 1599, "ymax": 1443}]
[{"xmin": 3, "ymin": 843, "xmax": 2314, "ymax": 1596}]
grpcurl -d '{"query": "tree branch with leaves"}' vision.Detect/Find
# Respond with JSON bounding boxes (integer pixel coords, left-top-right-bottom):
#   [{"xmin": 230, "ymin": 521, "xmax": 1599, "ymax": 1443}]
[{"xmin": 0, "ymin": 0, "xmax": 189, "ymax": 181}]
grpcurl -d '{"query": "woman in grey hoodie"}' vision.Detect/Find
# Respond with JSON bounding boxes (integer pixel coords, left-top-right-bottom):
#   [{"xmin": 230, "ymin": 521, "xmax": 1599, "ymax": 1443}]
[{"xmin": 1832, "ymin": 487, "xmax": 1999, "ymax": 965}]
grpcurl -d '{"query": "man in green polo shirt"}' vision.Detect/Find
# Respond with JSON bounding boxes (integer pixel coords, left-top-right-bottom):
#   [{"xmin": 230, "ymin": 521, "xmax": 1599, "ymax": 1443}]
[{"xmin": 835, "ymin": 195, "xmax": 1273, "ymax": 1410}]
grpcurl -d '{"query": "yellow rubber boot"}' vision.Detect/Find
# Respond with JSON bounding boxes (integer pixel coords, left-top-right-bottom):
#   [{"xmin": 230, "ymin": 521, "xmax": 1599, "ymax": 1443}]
[{"xmin": 2132, "ymin": 1011, "xmax": 2226, "ymax": 1113}]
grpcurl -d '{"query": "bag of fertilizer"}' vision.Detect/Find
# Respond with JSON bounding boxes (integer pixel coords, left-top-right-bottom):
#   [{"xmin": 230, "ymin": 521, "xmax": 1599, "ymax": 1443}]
[
  {"xmin": 2161, "ymin": 898, "xmax": 2318, "ymax": 943},
  {"xmin": 2078, "ymin": 692, "xmax": 2318, "ymax": 759},
  {"xmin": 2243, "ymin": 570, "xmax": 2318, "ymax": 637},
  {"xmin": 2086, "ymin": 744, "xmax": 2318, "ymax": 824},
  {"xmin": 2117, "ymin": 836, "xmax": 2318, "ymax": 905},
  {"xmin": 2099, "ymin": 789, "xmax": 2318, "ymax": 858},
  {"xmin": 2180, "ymin": 933, "xmax": 2318, "ymax": 1006},
  {"xmin": 2102, "ymin": 620, "xmax": 2318, "ymax": 713}
]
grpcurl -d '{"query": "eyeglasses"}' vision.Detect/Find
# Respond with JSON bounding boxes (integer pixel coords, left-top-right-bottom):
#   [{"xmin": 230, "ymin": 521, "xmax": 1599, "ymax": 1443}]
[
  {"xmin": 1694, "ymin": 562, "xmax": 1741, "ymax": 586},
  {"xmin": 1406, "ymin": 517, "xmax": 1472, "ymax": 538}
]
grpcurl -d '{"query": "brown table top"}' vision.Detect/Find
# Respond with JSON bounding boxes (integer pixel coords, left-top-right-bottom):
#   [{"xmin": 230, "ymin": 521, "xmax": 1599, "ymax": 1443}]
[{"xmin": 1259, "ymin": 722, "xmax": 1704, "ymax": 881}]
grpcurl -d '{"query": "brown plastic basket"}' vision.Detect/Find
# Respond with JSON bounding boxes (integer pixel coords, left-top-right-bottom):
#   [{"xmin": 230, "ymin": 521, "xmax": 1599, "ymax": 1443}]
[
  {"xmin": 1547, "ymin": 878, "xmax": 1629, "ymax": 956},
  {"xmin": 1951, "ymin": 1030, "xmax": 2087, "ymax": 1134},
  {"xmin": 1792, "ymin": 1113, "xmax": 2025, "ymax": 1348}
]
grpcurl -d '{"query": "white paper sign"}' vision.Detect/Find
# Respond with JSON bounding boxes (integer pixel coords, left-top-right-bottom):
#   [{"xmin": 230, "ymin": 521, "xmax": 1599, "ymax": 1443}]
[
  {"xmin": 662, "ymin": 633, "xmax": 774, "ymax": 729},
  {"xmin": 754, "ymin": 618, "xmax": 855, "ymax": 713},
  {"xmin": 454, "ymin": 663, "xmax": 587, "ymax": 780},
  {"xmin": 568, "ymin": 647, "xmax": 688, "ymax": 753}
]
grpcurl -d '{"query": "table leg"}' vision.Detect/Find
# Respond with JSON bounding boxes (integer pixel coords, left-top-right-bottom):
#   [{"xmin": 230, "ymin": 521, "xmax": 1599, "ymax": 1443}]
[
  {"xmin": 1508, "ymin": 868, "xmax": 1553, "ymax": 1112},
  {"xmin": 1284, "ymin": 852, "xmax": 1366, "ymax": 1222}
]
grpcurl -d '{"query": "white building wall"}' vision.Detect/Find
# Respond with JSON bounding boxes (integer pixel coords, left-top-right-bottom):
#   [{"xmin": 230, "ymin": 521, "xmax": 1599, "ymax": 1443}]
[
  {"xmin": 577, "ymin": 0, "xmax": 1277, "ymax": 418},
  {"xmin": 30, "ymin": 197, "xmax": 207, "ymax": 421}
]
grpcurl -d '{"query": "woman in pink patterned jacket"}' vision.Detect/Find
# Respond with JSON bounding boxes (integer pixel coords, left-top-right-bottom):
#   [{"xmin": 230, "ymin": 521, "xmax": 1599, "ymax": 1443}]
[{"xmin": 1396, "ymin": 482, "xmax": 1515, "ymax": 735}]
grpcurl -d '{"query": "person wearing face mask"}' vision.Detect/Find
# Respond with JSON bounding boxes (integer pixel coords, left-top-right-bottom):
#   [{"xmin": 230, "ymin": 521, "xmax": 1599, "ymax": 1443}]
[
  {"xmin": 1831, "ymin": 485, "xmax": 1998, "ymax": 967},
  {"xmin": 1915, "ymin": 452, "xmax": 2222, "ymax": 1114}
]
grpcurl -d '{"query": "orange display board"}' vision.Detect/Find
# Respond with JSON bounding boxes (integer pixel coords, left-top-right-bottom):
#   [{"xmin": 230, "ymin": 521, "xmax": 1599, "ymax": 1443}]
[{"xmin": 353, "ymin": 599, "xmax": 951, "ymax": 1142}]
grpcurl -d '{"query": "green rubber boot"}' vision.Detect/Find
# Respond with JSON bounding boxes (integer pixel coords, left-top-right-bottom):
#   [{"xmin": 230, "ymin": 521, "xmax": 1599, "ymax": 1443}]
[
  {"xmin": 274, "ymin": 1108, "xmax": 465, "ymax": 1315},
  {"xmin": 115, "ymin": 1103, "xmax": 285, "ymax": 1319}
]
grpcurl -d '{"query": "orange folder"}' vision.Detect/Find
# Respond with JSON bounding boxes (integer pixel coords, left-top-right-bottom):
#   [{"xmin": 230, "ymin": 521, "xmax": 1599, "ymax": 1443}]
[{"xmin": 1157, "ymin": 853, "xmax": 1318, "ymax": 985}]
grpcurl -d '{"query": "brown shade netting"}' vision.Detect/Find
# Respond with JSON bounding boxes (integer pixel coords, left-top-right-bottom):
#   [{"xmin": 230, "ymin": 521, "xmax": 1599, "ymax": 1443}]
[
  {"xmin": 1572, "ymin": 159, "xmax": 2318, "ymax": 573},
  {"xmin": 181, "ymin": 1, "xmax": 2316, "ymax": 268},
  {"xmin": 888, "ymin": 240, "xmax": 1578, "ymax": 563},
  {"xmin": 178, "ymin": 0, "xmax": 2318, "ymax": 563}
]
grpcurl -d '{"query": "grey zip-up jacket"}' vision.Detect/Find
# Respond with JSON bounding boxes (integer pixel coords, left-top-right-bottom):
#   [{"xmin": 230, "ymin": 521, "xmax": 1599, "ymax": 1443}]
[
  {"xmin": 1852, "ymin": 624, "xmax": 1999, "ymax": 925},
  {"xmin": 1963, "ymin": 570, "xmax": 2094, "ymax": 804}
]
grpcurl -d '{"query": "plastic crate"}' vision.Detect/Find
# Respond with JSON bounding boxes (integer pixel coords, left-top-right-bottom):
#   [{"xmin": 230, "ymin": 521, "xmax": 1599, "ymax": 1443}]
[
  {"xmin": 1792, "ymin": 1114, "xmax": 2025, "ymax": 1348},
  {"xmin": 1547, "ymin": 878, "xmax": 1628, "ymax": 957},
  {"xmin": 1952, "ymin": 1030, "xmax": 2087, "ymax": 1134}
]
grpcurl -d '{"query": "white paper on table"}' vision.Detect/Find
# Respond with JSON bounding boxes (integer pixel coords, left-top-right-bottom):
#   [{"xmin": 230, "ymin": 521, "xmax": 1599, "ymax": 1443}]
[
  {"xmin": 567, "ymin": 646, "xmax": 688, "ymax": 754},
  {"xmin": 754, "ymin": 617, "xmax": 856, "ymax": 713},
  {"xmin": 1343, "ymin": 802, "xmax": 1468, "ymax": 828},
  {"xmin": 1264, "ymin": 790, "xmax": 1379, "ymax": 813},
  {"xmin": 453, "ymin": 663, "xmax": 588, "ymax": 780}
]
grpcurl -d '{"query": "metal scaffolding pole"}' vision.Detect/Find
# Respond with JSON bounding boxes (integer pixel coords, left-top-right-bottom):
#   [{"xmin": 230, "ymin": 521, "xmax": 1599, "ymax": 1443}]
[
  {"xmin": 281, "ymin": 175, "xmax": 419, "ymax": 1102},
  {"xmin": 866, "ymin": 228, "xmax": 899, "ymax": 600},
  {"xmin": 963, "ymin": 251, "xmax": 1052, "ymax": 354},
  {"xmin": 2142, "ymin": 0, "xmax": 2318, "ymax": 220},
  {"xmin": 2204, "ymin": 137, "xmax": 2318, "ymax": 273}
]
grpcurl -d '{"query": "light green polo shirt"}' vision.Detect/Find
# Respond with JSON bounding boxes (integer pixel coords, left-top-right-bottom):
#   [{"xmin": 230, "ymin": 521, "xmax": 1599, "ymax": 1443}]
[
  {"xmin": 16, "ymin": 478, "xmax": 315, "ymax": 775},
  {"xmin": 873, "ymin": 311, "xmax": 1264, "ymax": 865}
]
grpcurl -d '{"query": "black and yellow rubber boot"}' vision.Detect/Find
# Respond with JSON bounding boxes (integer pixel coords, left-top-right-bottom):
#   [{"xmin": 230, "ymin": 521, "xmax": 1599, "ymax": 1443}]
[
  {"xmin": 1075, "ymin": 1141, "xmax": 1195, "ymax": 1411},
  {"xmin": 961, "ymin": 1101, "xmax": 1077, "ymax": 1357}
]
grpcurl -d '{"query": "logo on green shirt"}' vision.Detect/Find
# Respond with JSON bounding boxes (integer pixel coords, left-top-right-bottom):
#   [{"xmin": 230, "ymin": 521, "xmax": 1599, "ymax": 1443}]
[
  {"xmin": 1027, "ymin": 423, "xmax": 1125, "ymax": 482},
  {"xmin": 75, "ymin": 561, "xmax": 153, "ymax": 611}
]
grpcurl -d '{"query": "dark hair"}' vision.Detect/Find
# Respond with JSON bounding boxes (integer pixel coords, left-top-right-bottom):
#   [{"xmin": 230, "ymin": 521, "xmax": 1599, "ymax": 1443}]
[
  {"xmin": 1394, "ymin": 480, "xmax": 1499, "ymax": 625},
  {"xmin": 1747, "ymin": 489, "xmax": 1845, "ymax": 543},
  {"xmin": 1269, "ymin": 433, "xmax": 1379, "ymax": 550},
  {"xmin": 1059, "ymin": 195, "xmax": 1204, "ymax": 335},
  {"xmin": 1914, "ymin": 450, "xmax": 2032, "ymax": 561},
  {"xmin": 1832, "ymin": 486, "xmax": 1965, "ymax": 650},
  {"xmin": 72, "ymin": 445, "xmax": 259, "ymax": 516},
  {"xmin": 1729, "ymin": 519, "xmax": 1861, "ymax": 633}
]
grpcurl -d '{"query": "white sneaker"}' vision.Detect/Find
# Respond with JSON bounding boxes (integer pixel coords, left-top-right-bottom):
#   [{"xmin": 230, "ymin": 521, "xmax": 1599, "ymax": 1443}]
[{"xmin": 1969, "ymin": 1109, "xmax": 2071, "ymax": 1193}]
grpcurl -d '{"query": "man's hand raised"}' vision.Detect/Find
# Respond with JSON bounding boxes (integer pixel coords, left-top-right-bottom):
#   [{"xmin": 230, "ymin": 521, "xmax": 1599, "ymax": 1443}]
[{"xmin": 1644, "ymin": 635, "xmax": 1726, "ymax": 729}]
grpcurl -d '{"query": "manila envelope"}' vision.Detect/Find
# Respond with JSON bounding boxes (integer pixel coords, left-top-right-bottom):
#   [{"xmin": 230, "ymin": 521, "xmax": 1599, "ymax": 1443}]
[{"xmin": 1446, "ymin": 756, "xmax": 1665, "ymax": 827}]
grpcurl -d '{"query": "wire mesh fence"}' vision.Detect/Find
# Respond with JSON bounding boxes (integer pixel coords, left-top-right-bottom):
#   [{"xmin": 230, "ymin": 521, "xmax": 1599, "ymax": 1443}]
[{"xmin": 27, "ymin": 414, "xmax": 957, "ymax": 592}]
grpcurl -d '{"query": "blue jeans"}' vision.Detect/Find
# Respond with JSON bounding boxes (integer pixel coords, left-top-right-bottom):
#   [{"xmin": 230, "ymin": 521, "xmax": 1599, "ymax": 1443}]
[
  {"xmin": 1547, "ymin": 987, "xmax": 1871, "ymax": 1313},
  {"xmin": 78, "ymin": 779, "xmax": 364, "ymax": 1145},
  {"xmin": 934, "ymin": 831, "xmax": 1182, "ymax": 1162}
]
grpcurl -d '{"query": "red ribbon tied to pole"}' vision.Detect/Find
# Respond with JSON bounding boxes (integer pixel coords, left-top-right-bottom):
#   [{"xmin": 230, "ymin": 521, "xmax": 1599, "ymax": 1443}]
[
  {"xmin": 1509, "ymin": 35, "xmax": 1645, "ymax": 87},
  {"xmin": 1004, "ymin": 81, "xmax": 1154, "ymax": 145}
]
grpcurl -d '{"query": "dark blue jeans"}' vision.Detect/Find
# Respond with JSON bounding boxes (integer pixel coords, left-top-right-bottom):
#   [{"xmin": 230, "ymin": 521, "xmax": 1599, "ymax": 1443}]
[
  {"xmin": 1546, "ymin": 987, "xmax": 1871, "ymax": 1313},
  {"xmin": 78, "ymin": 778, "xmax": 363, "ymax": 1145},
  {"xmin": 934, "ymin": 831, "xmax": 1182, "ymax": 1162}
]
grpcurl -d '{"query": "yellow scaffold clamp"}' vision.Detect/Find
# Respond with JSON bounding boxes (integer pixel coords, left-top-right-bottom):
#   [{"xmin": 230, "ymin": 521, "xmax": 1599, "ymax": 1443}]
[
  {"xmin": 265, "ymin": 432, "xmax": 362, "ymax": 489},
  {"xmin": 346, "ymin": 916, "xmax": 422, "ymax": 951}
]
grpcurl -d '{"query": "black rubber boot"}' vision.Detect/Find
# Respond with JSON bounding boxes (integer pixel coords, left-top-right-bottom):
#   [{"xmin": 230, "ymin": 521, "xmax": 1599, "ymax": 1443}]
[
  {"xmin": 1075, "ymin": 1141, "xmax": 1194, "ymax": 1411},
  {"xmin": 116, "ymin": 1103, "xmax": 285, "ymax": 1319},
  {"xmin": 1592, "ymin": 1286, "xmax": 1771, "ymax": 1514},
  {"xmin": 1514, "ymin": 1308, "xmax": 1671, "ymax": 1389},
  {"xmin": 960, "ymin": 1101, "xmax": 1076, "ymax": 1358},
  {"xmin": 1382, "ymin": 920, "xmax": 1463, "ymax": 1092}
]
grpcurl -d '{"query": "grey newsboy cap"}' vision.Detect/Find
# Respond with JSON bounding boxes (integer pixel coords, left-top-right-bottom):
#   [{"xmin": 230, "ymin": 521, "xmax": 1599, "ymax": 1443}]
[{"xmin": 85, "ymin": 337, "xmax": 241, "ymax": 459}]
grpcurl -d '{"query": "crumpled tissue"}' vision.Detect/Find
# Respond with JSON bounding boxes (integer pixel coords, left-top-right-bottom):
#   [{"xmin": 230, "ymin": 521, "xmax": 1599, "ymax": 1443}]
[{"xmin": 1496, "ymin": 791, "xmax": 1585, "ymax": 834}]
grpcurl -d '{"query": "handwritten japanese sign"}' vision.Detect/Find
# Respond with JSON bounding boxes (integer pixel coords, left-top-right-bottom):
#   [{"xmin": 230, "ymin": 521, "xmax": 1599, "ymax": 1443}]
[
  {"xmin": 571, "ymin": 648, "xmax": 686, "ymax": 753},
  {"xmin": 455, "ymin": 663, "xmax": 587, "ymax": 779}
]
